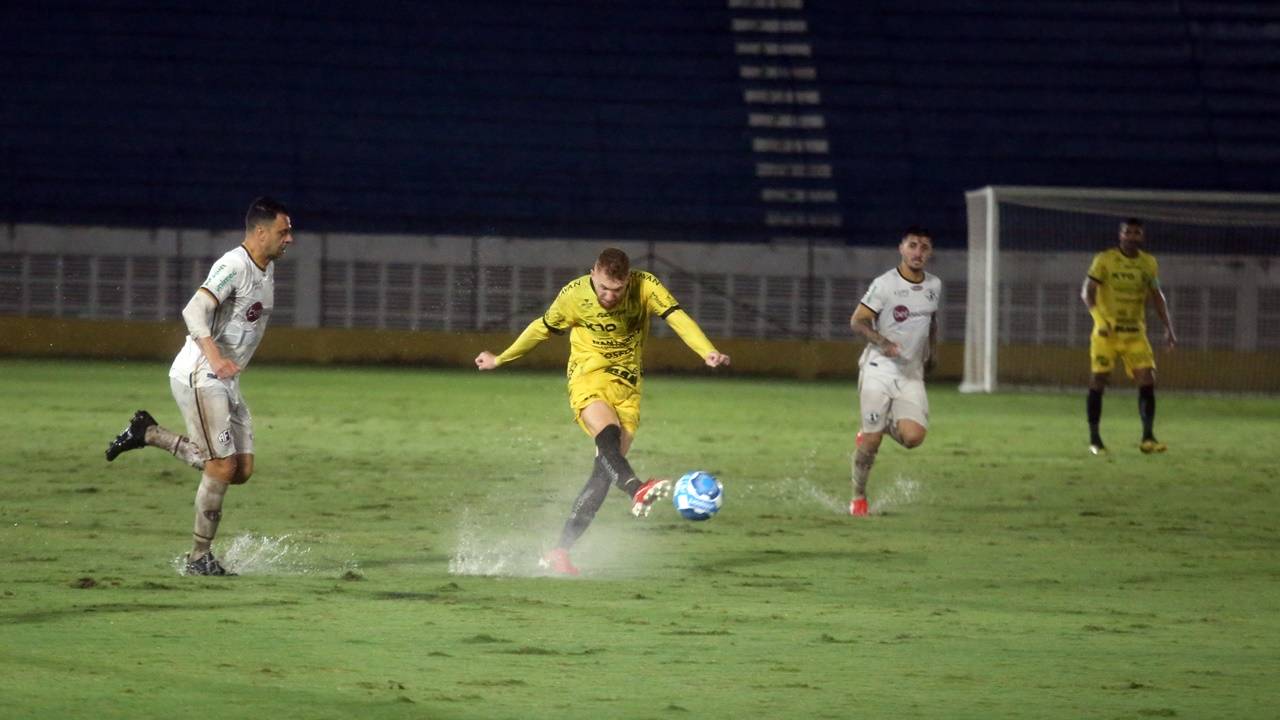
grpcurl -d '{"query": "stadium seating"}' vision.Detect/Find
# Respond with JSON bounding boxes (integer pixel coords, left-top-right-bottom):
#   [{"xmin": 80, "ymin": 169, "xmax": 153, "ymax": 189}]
[{"xmin": 1, "ymin": 0, "xmax": 1278, "ymax": 246}]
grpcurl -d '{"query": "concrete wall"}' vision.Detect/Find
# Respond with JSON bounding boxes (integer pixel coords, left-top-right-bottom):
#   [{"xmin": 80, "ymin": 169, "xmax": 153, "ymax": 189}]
[
  {"xmin": 3, "ymin": 222, "xmax": 1276, "ymax": 390},
  {"xmin": 6, "ymin": 314, "xmax": 1278, "ymax": 391},
  {"xmin": 0, "ymin": 314, "xmax": 961, "ymax": 381}
]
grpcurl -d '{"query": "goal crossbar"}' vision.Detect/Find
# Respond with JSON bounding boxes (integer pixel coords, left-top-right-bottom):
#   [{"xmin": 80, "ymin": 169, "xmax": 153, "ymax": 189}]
[{"xmin": 962, "ymin": 185, "xmax": 1280, "ymax": 393}]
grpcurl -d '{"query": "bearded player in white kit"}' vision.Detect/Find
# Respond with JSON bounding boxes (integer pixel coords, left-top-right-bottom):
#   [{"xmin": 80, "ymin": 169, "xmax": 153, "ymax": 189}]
[
  {"xmin": 104, "ymin": 197, "xmax": 293, "ymax": 575},
  {"xmin": 848, "ymin": 226, "xmax": 940, "ymax": 517}
]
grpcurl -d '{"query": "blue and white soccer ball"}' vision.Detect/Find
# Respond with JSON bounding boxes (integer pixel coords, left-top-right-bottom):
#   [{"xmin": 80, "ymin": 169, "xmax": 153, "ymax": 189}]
[{"xmin": 672, "ymin": 471, "xmax": 723, "ymax": 521}]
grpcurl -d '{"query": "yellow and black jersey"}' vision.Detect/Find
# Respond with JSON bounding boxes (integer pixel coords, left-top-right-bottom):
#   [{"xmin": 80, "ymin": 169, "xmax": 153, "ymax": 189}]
[
  {"xmin": 1087, "ymin": 248, "xmax": 1160, "ymax": 334},
  {"xmin": 495, "ymin": 269, "xmax": 717, "ymax": 385}
]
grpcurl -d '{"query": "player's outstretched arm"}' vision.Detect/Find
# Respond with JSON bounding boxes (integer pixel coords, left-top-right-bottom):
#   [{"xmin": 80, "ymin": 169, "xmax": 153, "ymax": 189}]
[
  {"xmin": 475, "ymin": 316, "xmax": 554, "ymax": 371},
  {"xmin": 665, "ymin": 309, "xmax": 729, "ymax": 368}
]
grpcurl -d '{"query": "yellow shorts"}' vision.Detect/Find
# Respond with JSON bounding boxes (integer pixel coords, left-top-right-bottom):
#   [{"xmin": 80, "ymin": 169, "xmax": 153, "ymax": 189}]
[
  {"xmin": 1090, "ymin": 331, "xmax": 1155, "ymax": 378},
  {"xmin": 569, "ymin": 370, "xmax": 642, "ymax": 436}
]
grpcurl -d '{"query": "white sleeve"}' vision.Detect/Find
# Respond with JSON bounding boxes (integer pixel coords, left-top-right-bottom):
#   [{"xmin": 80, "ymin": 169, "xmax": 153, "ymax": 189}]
[
  {"xmin": 182, "ymin": 289, "xmax": 217, "ymax": 338},
  {"xmin": 201, "ymin": 255, "xmax": 243, "ymax": 305},
  {"xmin": 860, "ymin": 279, "xmax": 886, "ymax": 314}
]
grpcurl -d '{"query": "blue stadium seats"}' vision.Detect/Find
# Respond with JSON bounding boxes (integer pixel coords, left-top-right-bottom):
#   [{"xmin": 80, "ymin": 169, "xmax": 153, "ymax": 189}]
[{"xmin": 1, "ymin": 0, "xmax": 1278, "ymax": 246}]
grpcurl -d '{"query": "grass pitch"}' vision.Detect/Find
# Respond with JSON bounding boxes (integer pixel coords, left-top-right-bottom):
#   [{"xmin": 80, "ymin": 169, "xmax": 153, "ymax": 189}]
[{"xmin": 1, "ymin": 358, "xmax": 1277, "ymax": 719}]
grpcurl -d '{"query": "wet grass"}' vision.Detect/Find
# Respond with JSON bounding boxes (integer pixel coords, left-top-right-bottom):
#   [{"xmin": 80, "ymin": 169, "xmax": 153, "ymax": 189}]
[{"xmin": 1, "ymin": 358, "xmax": 1278, "ymax": 719}]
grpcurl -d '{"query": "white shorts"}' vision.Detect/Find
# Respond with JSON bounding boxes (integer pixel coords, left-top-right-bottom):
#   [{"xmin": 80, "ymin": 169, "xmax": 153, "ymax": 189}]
[
  {"xmin": 857, "ymin": 370, "xmax": 929, "ymax": 433},
  {"xmin": 169, "ymin": 375, "xmax": 254, "ymax": 460}
]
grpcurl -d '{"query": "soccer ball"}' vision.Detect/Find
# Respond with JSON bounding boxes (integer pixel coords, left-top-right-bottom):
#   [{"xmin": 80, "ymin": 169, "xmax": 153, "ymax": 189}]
[{"xmin": 672, "ymin": 471, "xmax": 723, "ymax": 521}]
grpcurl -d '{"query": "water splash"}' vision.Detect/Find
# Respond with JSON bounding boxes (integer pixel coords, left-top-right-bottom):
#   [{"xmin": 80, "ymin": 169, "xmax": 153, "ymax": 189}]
[
  {"xmin": 172, "ymin": 532, "xmax": 359, "ymax": 576},
  {"xmin": 448, "ymin": 509, "xmax": 543, "ymax": 577},
  {"xmin": 760, "ymin": 472, "xmax": 927, "ymax": 516},
  {"xmin": 869, "ymin": 474, "xmax": 926, "ymax": 514},
  {"xmin": 771, "ymin": 477, "xmax": 849, "ymax": 515}
]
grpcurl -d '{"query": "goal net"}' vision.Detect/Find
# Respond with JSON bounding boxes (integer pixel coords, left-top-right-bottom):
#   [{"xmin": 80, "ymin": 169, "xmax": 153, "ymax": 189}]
[{"xmin": 963, "ymin": 186, "xmax": 1280, "ymax": 393}]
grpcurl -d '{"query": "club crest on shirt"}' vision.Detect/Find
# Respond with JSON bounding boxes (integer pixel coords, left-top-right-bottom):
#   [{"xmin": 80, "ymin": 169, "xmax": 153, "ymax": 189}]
[
  {"xmin": 246, "ymin": 301, "xmax": 264, "ymax": 322},
  {"xmin": 893, "ymin": 305, "xmax": 910, "ymax": 322}
]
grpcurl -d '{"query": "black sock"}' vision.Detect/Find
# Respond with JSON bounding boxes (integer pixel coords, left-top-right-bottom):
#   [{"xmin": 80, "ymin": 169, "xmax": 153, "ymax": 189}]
[
  {"xmin": 1138, "ymin": 385, "xmax": 1156, "ymax": 440},
  {"xmin": 1087, "ymin": 388, "xmax": 1104, "ymax": 445},
  {"xmin": 594, "ymin": 425, "xmax": 641, "ymax": 496},
  {"xmin": 558, "ymin": 457, "xmax": 611, "ymax": 549}
]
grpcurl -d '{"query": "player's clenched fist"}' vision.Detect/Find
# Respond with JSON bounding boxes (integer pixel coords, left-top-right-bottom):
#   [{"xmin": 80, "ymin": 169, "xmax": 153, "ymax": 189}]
[
  {"xmin": 475, "ymin": 351, "xmax": 499, "ymax": 371},
  {"xmin": 705, "ymin": 352, "xmax": 731, "ymax": 368}
]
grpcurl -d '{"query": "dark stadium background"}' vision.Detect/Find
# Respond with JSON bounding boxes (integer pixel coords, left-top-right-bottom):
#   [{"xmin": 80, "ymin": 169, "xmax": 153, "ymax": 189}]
[{"xmin": 3, "ymin": 1, "xmax": 1278, "ymax": 248}]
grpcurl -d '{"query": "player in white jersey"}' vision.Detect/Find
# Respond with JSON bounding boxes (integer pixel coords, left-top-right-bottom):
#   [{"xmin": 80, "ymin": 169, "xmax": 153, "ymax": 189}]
[
  {"xmin": 847, "ymin": 226, "xmax": 940, "ymax": 516},
  {"xmin": 104, "ymin": 197, "xmax": 293, "ymax": 575}
]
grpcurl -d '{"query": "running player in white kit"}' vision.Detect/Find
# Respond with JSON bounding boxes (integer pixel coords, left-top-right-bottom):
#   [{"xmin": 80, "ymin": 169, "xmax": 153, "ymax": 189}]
[
  {"xmin": 105, "ymin": 197, "xmax": 293, "ymax": 575},
  {"xmin": 848, "ymin": 226, "xmax": 940, "ymax": 516}
]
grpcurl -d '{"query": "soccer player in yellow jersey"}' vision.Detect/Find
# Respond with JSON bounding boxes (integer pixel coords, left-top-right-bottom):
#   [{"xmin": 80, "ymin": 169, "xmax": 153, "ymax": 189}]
[
  {"xmin": 475, "ymin": 248, "xmax": 730, "ymax": 575},
  {"xmin": 1081, "ymin": 218, "xmax": 1177, "ymax": 456}
]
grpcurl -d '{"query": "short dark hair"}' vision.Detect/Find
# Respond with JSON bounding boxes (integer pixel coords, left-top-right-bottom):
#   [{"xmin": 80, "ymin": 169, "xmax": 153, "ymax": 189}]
[
  {"xmin": 246, "ymin": 196, "xmax": 288, "ymax": 231},
  {"xmin": 903, "ymin": 225, "xmax": 931, "ymax": 240},
  {"xmin": 1121, "ymin": 218, "xmax": 1144, "ymax": 228},
  {"xmin": 595, "ymin": 248, "xmax": 630, "ymax": 280}
]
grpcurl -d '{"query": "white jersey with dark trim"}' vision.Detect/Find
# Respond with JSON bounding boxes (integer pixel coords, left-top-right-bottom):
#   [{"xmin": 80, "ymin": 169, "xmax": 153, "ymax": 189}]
[
  {"xmin": 857, "ymin": 267, "xmax": 941, "ymax": 380},
  {"xmin": 169, "ymin": 245, "xmax": 274, "ymax": 387}
]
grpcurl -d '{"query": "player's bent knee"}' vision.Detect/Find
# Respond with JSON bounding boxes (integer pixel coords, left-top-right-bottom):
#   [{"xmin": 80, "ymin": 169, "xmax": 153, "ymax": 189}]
[
  {"xmin": 203, "ymin": 456, "xmax": 238, "ymax": 484},
  {"xmin": 229, "ymin": 455, "xmax": 254, "ymax": 484},
  {"xmin": 899, "ymin": 423, "xmax": 927, "ymax": 448}
]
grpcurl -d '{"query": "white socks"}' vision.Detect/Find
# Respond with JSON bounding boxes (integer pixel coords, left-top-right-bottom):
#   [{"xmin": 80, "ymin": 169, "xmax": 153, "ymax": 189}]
[
  {"xmin": 852, "ymin": 448, "xmax": 876, "ymax": 499},
  {"xmin": 145, "ymin": 425, "xmax": 206, "ymax": 470},
  {"xmin": 192, "ymin": 474, "xmax": 228, "ymax": 556}
]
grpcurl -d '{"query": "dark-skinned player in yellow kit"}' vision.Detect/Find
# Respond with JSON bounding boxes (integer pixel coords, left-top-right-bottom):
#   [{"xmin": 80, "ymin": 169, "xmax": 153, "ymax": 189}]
[{"xmin": 1081, "ymin": 218, "xmax": 1177, "ymax": 456}]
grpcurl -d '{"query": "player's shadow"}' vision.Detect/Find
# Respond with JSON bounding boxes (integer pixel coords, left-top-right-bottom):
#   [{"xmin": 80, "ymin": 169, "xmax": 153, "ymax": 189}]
[
  {"xmin": 345, "ymin": 554, "xmax": 453, "ymax": 570},
  {"xmin": 691, "ymin": 548, "xmax": 894, "ymax": 574},
  {"xmin": 369, "ymin": 591, "xmax": 447, "ymax": 602},
  {"xmin": 1, "ymin": 599, "xmax": 301, "ymax": 625}
]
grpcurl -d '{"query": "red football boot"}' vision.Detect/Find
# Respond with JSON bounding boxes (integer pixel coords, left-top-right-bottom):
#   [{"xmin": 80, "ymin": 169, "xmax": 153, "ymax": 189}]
[{"xmin": 541, "ymin": 548, "xmax": 580, "ymax": 576}]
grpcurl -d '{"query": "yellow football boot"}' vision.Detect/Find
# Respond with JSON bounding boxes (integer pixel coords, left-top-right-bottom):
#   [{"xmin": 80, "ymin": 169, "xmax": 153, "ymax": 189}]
[{"xmin": 1139, "ymin": 439, "xmax": 1167, "ymax": 454}]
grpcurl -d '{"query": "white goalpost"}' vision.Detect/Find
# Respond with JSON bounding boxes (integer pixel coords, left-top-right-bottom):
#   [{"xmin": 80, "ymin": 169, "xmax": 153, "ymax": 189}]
[{"xmin": 962, "ymin": 186, "xmax": 1280, "ymax": 394}]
